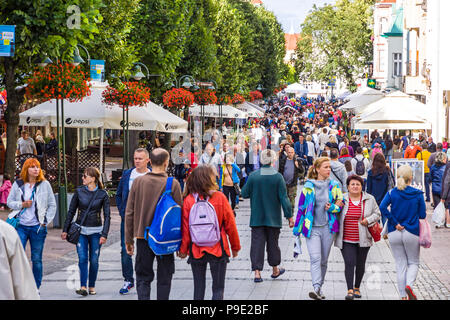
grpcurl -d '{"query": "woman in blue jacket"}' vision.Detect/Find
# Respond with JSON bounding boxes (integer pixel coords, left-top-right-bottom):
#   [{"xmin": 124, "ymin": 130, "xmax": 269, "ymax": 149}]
[
  {"xmin": 219, "ymin": 154, "xmax": 241, "ymax": 215},
  {"xmin": 380, "ymin": 165, "xmax": 426, "ymax": 300},
  {"xmin": 430, "ymin": 152, "xmax": 447, "ymax": 208}
]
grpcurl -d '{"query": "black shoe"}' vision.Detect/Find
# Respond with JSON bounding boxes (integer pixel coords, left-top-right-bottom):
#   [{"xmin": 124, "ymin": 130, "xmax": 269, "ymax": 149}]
[{"xmin": 76, "ymin": 289, "xmax": 88, "ymax": 296}]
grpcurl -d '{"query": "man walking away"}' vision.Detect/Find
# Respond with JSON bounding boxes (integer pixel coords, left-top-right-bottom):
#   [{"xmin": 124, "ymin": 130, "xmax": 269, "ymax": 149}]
[
  {"xmin": 279, "ymin": 146, "xmax": 305, "ymax": 214},
  {"xmin": 116, "ymin": 148, "xmax": 150, "ymax": 295},
  {"xmin": 125, "ymin": 148, "xmax": 183, "ymax": 300},
  {"xmin": 241, "ymin": 149, "xmax": 294, "ymax": 282},
  {"xmin": 330, "ymin": 148, "xmax": 348, "ymax": 193}
]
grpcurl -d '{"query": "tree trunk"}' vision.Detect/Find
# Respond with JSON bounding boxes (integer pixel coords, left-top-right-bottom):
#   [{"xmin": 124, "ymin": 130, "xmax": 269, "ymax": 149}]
[
  {"xmin": 2, "ymin": 58, "xmax": 25, "ymax": 180},
  {"xmin": 162, "ymin": 132, "xmax": 172, "ymax": 152}
]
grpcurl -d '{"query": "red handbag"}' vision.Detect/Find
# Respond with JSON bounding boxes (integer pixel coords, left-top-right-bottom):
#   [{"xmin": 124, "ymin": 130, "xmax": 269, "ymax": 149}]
[{"xmin": 362, "ymin": 197, "xmax": 382, "ymax": 242}]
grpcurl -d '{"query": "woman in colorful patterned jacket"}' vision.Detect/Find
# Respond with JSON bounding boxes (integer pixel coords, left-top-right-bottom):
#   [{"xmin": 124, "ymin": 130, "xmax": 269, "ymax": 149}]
[{"xmin": 293, "ymin": 157, "xmax": 344, "ymax": 300}]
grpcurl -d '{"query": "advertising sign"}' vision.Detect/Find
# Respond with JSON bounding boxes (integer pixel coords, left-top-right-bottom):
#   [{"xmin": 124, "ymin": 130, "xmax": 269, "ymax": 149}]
[
  {"xmin": 90, "ymin": 59, "xmax": 105, "ymax": 82},
  {"xmin": 392, "ymin": 159, "xmax": 425, "ymax": 192},
  {"xmin": 0, "ymin": 25, "xmax": 15, "ymax": 57}
]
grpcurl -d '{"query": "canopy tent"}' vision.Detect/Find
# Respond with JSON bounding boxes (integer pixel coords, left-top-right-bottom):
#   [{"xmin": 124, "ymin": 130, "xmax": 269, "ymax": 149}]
[
  {"xmin": 337, "ymin": 90, "xmax": 352, "ymax": 100},
  {"xmin": 284, "ymin": 83, "xmax": 309, "ymax": 95},
  {"xmin": 189, "ymin": 104, "xmax": 248, "ymax": 119},
  {"xmin": 246, "ymin": 101, "xmax": 266, "ymax": 113},
  {"xmin": 236, "ymin": 102, "xmax": 264, "ymax": 118},
  {"xmin": 345, "ymin": 86, "xmax": 378, "ymax": 101},
  {"xmin": 352, "ymin": 91, "xmax": 431, "ymax": 130},
  {"xmin": 339, "ymin": 88, "xmax": 385, "ymax": 113},
  {"xmin": 20, "ymin": 85, "xmax": 188, "ymax": 173}
]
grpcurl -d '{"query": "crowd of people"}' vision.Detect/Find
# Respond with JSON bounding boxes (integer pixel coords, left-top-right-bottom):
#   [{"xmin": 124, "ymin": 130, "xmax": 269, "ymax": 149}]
[{"xmin": 2, "ymin": 93, "xmax": 449, "ymax": 301}]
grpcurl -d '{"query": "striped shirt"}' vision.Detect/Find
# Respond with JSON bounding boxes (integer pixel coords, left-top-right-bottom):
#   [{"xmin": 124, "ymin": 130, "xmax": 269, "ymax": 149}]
[{"xmin": 343, "ymin": 199, "xmax": 362, "ymax": 243}]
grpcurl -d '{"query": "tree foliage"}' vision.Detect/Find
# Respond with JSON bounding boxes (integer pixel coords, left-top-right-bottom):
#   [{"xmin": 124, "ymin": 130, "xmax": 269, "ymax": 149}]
[{"xmin": 294, "ymin": 0, "xmax": 375, "ymax": 90}]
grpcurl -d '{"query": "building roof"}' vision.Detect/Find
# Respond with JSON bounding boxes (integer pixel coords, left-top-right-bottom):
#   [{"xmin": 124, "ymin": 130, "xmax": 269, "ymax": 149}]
[
  {"xmin": 285, "ymin": 33, "xmax": 300, "ymax": 51},
  {"xmin": 382, "ymin": 7, "xmax": 403, "ymax": 37}
]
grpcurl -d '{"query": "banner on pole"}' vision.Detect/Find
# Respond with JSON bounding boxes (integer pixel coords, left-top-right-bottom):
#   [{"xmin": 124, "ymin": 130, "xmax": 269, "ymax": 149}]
[
  {"xmin": 90, "ymin": 59, "xmax": 105, "ymax": 82},
  {"xmin": 0, "ymin": 25, "xmax": 15, "ymax": 57}
]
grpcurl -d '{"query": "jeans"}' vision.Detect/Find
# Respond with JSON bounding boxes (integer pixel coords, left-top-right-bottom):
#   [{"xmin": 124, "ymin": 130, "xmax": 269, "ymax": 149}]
[
  {"xmin": 120, "ymin": 216, "xmax": 134, "ymax": 284},
  {"xmin": 77, "ymin": 233, "xmax": 102, "ymax": 288},
  {"xmin": 177, "ymin": 178, "xmax": 185, "ymax": 192},
  {"xmin": 424, "ymin": 173, "xmax": 431, "ymax": 201},
  {"xmin": 222, "ymin": 185, "xmax": 237, "ymax": 210},
  {"xmin": 17, "ymin": 224, "xmax": 47, "ymax": 289}
]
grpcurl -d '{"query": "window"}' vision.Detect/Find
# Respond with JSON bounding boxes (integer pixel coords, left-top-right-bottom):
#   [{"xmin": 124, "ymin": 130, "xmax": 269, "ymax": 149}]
[{"xmin": 393, "ymin": 53, "xmax": 402, "ymax": 77}]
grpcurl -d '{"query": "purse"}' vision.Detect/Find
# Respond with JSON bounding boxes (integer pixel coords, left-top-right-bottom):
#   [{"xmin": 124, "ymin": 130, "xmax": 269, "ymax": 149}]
[
  {"xmin": 225, "ymin": 165, "xmax": 241, "ymax": 196},
  {"xmin": 66, "ymin": 190, "xmax": 99, "ymax": 245},
  {"xmin": 361, "ymin": 197, "xmax": 382, "ymax": 242},
  {"xmin": 6, "ymin": 184, "xmax": 37, "ymax": 229}
]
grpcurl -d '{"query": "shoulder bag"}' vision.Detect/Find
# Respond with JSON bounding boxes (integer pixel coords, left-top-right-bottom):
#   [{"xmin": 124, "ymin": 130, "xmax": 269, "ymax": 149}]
[
  {"xmin": 66, "ymin": 189, "xmax": 99, "ymax": 245},
  {"xmin": 362, "ymin": 197, "xmax": 382, "ymax": 242}
]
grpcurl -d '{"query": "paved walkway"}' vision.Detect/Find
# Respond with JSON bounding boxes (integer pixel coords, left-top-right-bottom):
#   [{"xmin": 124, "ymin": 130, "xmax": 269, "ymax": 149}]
[{"xmin": 36, "ymin": 184, "xmax": 450, "ymax": 300}]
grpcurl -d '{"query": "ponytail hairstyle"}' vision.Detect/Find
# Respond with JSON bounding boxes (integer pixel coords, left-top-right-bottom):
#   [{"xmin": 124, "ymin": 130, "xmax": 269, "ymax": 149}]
[
  {"xmin": 84, "ymin": 167, "xmax": 104, "ymax": 189},
  {"xmin": 396, "ymin": 165, "xmax": 412, "ymax": 191},
  {"xmin": 307, "ymin": 157, "xmax": 330, "ymax": 180}
]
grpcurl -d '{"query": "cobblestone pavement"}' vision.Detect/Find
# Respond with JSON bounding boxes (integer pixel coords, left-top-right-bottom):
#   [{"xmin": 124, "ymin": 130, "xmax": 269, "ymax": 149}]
[{"xmin": 37, "ymin": 183, "xmax": 450, "ymax": 300}]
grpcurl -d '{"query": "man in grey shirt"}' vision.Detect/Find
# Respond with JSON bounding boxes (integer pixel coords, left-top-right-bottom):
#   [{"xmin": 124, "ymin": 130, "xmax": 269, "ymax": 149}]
[{"xmin": 16, "ymin": 130, "xmax": 37, "ymax": 156}]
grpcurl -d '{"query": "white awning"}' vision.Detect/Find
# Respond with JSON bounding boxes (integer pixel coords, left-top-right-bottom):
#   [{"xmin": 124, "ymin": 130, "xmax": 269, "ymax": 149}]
[
  {"xmin": 236, "ymin": 102, "xmax": 264, "ymax": 118},
  {"xmin": 285, "ymin": 83, "xmax": 309, "ymax": 95},
  {"xmin": 339, "ymin": 88, "xmax": 385, "ymax": 112},
  {"xmin": 189, "ymin": 104, "xmax": 248, "ymax": 119}
]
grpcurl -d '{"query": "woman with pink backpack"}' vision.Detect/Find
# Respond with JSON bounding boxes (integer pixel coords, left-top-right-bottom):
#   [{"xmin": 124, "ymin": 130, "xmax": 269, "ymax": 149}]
[{"xmin": 178, "ymin": 165, "xmax": 241, "ymax": 300}]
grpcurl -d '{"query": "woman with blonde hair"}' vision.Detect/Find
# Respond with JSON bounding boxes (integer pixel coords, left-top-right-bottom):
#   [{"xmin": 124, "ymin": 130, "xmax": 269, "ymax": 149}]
[
  {"xmin": 380, "ymin": 165, "xmax": 426, "ymax": 300},
  {"xmin": 6, "ymin": 158, "xmax": 57, "ymax": 290},
  {"xmin": 294, "ymin": 157, "xmax": 344, "ymax": 300}
]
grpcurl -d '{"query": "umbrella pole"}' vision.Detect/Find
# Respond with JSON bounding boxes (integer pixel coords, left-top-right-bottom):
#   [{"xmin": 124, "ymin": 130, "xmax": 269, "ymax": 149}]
[{"xmin": 100, "ymin": 126, "xmax": 104, "ymax": 177}]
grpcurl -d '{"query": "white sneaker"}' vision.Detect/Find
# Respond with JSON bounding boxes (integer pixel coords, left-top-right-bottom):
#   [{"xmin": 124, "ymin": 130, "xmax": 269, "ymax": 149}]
[{"xmin": 309, "ymin": 288, "xmax": 322, "ymax": 300}]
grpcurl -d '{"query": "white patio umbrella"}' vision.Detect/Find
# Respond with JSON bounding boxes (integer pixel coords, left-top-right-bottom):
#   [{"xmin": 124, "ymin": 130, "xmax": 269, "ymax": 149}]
[
  {"xmin": 189, "ymin": 104, "xmax": 248, "ymax": 119},
  {"xmin": 236, "ymin": 102, "xmax": 264, "ymax": 118},
  {"xmin": 352, "ymin": 91, "xmax": 431, "ymax": 130},
  {"xmin": 20, "ymin": 85, "xmax": 188, "ymax": 173},
  {"xmin": 284, "ymin": 83, "xmax": 309, "ymax": 95},
  {"xmin": 339, "ymin": 88, "xmax": 385, "ymax": 112}
]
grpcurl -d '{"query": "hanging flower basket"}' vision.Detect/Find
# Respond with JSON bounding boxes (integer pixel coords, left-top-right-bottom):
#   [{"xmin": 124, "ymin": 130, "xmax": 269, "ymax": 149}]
[
  {"xmin": 249, "ymin": 90, "xmax": 263, "ymax": 101},
  {"xmin": 162, "ymin": 88, "xmax": 194, "ymax": 109},
  {"xmin": 194, "ymin": 89, "xmax": 217, "ymax": 105},
  {"xmin": 217, "ymin": 95, "xmax": 231, "ymax": 105},
  {"xmin": 25, "ymin": 63, "xmax": 91, "ymax": 102},
  {"xmin": 102, "ymin": 81, "xmax": 151, "ymax": 110},
  {"xmin": 231, "ymin": 93, "xmax": 245, "ymax": 105}
]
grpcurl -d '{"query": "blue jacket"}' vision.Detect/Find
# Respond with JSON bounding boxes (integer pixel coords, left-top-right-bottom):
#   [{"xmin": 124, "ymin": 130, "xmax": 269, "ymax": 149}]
[
  {"xmin": 294, "ymin": 141, "xmax": 308, "ymax": 159},
  {"xmin": 430, "ymin": 163, "xmax": 446, "ymax": 195},
  {"xmin": 115, "ymin": 167, "xmax": 135, "ymax": 218},
  {"xmin": 379, "ymin": 186, "xmax": 426, "ymax": 236},
  {"xmin": 366, "ymin": 169, "xmax": 390, "ymax": 205}
]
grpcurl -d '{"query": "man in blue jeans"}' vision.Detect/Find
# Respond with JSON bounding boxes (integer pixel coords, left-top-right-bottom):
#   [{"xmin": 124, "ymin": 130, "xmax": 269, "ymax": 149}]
[{"xmin": 116, "ymin": 148, "xmax": 150, "ymax": 295}]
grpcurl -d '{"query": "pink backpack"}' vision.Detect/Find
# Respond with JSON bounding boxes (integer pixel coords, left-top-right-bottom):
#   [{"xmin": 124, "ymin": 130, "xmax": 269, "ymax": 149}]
[{"xmin": 189, "ymin": 193, "xmax": 221, "ymax": 247}]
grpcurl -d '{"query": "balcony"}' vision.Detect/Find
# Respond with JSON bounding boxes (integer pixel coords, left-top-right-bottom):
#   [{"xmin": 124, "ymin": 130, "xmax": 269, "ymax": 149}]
[{"xmin": 404, "ymin": 74, "xmax": 427, "ymax": 96}]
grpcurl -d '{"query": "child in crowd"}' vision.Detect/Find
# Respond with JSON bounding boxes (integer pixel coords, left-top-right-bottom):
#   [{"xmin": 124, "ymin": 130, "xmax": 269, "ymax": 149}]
[{"xmin": 0, "ymin": 174, "xmax": 12, "ymax": 210}]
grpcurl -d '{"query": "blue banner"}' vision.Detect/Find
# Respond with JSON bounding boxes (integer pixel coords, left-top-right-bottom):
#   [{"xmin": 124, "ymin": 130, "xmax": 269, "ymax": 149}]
[
  {"xmin": 90, "ymin": 59, "xmax": 105, "ymax": 82},
  {"xmin": 0, "ymin": 25, "xmax": 15, "ymax": 57}
]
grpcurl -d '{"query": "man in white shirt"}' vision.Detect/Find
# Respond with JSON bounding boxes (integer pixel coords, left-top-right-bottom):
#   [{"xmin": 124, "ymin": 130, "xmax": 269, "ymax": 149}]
[{"xmin": 116, "ymin": 148, "xmax": 150, "ymax": 295}]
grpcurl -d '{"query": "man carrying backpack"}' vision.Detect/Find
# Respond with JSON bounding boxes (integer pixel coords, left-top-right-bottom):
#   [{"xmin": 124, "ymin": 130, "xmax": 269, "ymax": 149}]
[
  {"xmin": 241, "ymin": 149, "xmax": 294, "ymax": 283},
  {"xmin": 351, "ymin": 147, "xmax": 370, "ymax": 190},
  {"xmin": 125, "ymin": 148, "xmax": 183, "ymax": 300}
]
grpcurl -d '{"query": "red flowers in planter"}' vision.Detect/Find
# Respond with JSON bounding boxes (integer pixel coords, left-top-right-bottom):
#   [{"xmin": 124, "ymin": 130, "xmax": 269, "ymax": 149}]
[
  {"xmin": 194, "ymin": 89, "xmax": 217, "ymax": 105},
  {"xmin": 231, "ymin": 93, "xmax": 245, "ymax": 105},
  {"xmin": 102, "ymin": 81, "xmax": 151, "ymax": 110},
  {"xmin": 25, "ymin": 63, "xmax": 91, "ymax": 102},
  {"xmin": 249, "ymin": 90, "xmax": 263, "ymax": 101},
  {"xmin": 163, "ymin": 88, "xmax": 194, "ymax": 109}
]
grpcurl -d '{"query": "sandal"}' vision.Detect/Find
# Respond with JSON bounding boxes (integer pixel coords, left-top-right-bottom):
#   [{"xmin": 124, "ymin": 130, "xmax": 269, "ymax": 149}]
[
  {"xmin": 76, "ymin": 289, "xmax": 88, "ymax": 296},
  {"xmin": 89, "ymin": 290, "xmax": 97, "ymax": 295},
  {"xmin": 254, "ymin": 277, "xmax": 263, "ymax": 283},
  {"xmin": 271, "ymin": 267, "xmax": 285, "ymax": 279},
  {"xmin": 345, "ymin": 289, "xmax": 354, "ymax": 300},
  {"xmin": 354, "ymin": 288, "xmax": 361, "ymax": 298}
]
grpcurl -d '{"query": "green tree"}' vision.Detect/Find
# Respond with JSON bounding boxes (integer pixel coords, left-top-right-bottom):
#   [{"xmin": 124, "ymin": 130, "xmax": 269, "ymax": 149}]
[
  {"xmin": 294, "ymin": 0, "xmax": 374, "ymax": 90},
  {"xmin": 0, "ymin": 0, "xmax": 103, "ymax": 178}
]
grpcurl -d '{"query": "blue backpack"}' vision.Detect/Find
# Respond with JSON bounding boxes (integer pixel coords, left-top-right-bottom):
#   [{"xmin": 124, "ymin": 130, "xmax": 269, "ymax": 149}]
[{"xmin": 144, "ymin": 177, "xmax": 182, "ymax": 255}]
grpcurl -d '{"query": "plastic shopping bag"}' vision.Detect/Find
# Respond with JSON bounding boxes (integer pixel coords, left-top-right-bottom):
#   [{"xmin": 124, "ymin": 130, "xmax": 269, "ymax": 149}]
[
  {"xmin": 381, "ymin": 219, "xmax": 388, "ymax": 239},
  {"xmin": 419, "ymin": 219, "xmax": 432, "ymax": 248},
  {"xmin": 293, "ymin": 236, "xmax": 302, "ymax": 258},
  {"xmin": 432, "ymin": 202, "xmax": 446, "ymax": 226}
]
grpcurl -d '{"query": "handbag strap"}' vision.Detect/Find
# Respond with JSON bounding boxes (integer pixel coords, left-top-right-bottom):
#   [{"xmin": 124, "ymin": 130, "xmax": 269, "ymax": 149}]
[
  {"xmin": 78, "ymin": 189, "xmax": 100, "ymax": 227},
  {"xmin": 17, "ymin": 183, "xmax": 37, "ymax": 218}
]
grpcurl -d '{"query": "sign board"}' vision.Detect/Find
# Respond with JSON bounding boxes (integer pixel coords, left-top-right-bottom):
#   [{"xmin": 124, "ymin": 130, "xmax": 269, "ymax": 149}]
[
  {"xmin": 90, "ymin": 59, "xmax": 105, "ymax": 82},
  {"xmin": 392, "ymin": 159, "xmax": 425, "ymax": 192},
  {"xmin": 367, "ymin": 78, "xmax": 376, "ymax": 88},
  {"xmin": 328, "ymin": 76, "xmax": 337, "ymax": 87},
  {"xmin": 0, "ymin": 25, "xmax": 15, "ymax": 57}
]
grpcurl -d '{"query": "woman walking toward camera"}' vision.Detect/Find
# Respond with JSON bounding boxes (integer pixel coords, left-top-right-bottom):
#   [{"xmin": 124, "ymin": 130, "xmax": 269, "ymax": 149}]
[
  {"xmin": 61, "ymin": 167, "xmax": 111, "ymax": 297},
  {"xmin": 335, "ymin": 175, "xmax": 381, "ymax": 300},
  {"xmin": 6, "ymin": 158, "xmax": 57, "ymax": 291},
  {"xmin": 179, "ymin": 165, "xmax": 241, "ymax": 300},
  {"xmin": 294, "ymin": 157, "xmax": 344, "ymax": 300},
  {"xmin": 380, "ymin": 165, "xmax": 426, "ymax": 300}
]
